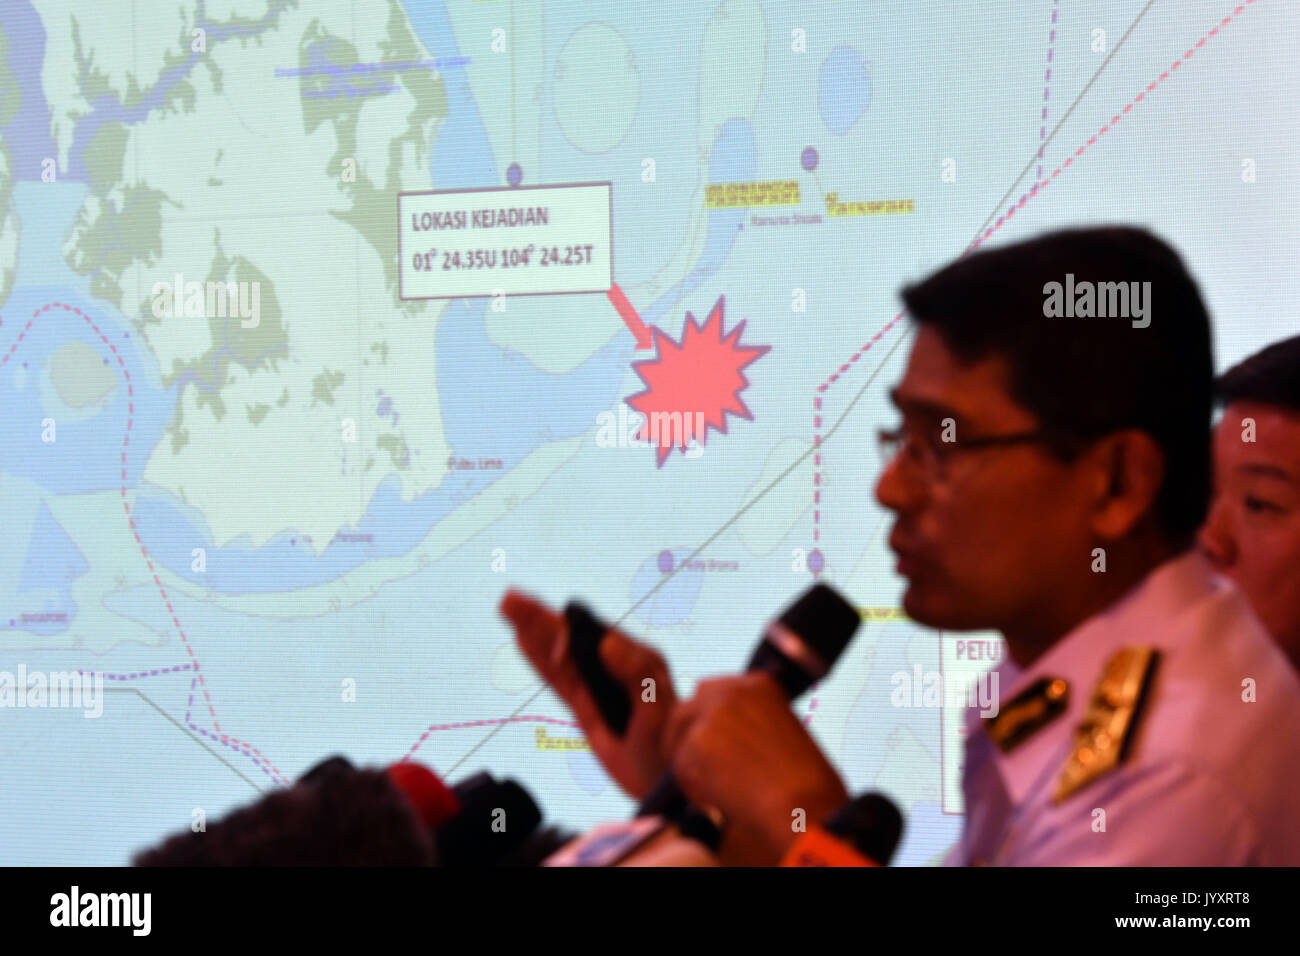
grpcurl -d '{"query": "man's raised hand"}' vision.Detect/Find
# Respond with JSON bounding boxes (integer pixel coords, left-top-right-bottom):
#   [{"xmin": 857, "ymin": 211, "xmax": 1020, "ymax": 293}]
[{"xmin": 500, "ymin": 589, "xmax": 678, "ymax": 799}]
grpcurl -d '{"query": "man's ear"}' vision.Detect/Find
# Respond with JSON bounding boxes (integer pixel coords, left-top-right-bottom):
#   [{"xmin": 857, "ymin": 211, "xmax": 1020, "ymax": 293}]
[{"xmin": 1086, "ymin": 429, "xmax": 1166, "ymax": 541}]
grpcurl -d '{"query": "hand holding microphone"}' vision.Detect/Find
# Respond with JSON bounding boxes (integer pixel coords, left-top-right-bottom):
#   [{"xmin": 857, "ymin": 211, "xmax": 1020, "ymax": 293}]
[
  {"xmin": 664, "ymin": 673, "xmax": 853, "ymax": 865},
  {"xmin": 636, "ymin": 583, "xmax": 862, "ymax": 864},
  {"xmin": 510, "ymin": 582, "xmax": 868, "ymax": 866}
]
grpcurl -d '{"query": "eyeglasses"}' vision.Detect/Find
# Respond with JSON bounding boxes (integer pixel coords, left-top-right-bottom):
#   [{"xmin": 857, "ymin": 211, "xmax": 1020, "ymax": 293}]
[{"xmin": 877, "ymin": 422, "xmax": 1083, "ymax": 483}]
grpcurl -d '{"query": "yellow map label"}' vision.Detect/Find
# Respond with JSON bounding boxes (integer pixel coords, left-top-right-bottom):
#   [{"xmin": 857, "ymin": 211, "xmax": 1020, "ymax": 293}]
[
  {"xmin": 705, "ymin": 180, "xmax": 800, "ymax": 208},
  {"xmin": 825, "ymin": 194, "xmax": 915, "ymax": 217},
  {"xmin": 535, "ymin": 727, "xmax": 591, "ymax": 751},
  {"xmin": 858, "ymin": 606, "xmax": 910, "ymax": 621}
]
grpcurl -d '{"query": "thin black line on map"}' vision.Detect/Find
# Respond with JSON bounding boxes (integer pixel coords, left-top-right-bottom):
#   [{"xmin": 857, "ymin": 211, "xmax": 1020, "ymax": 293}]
[
  {"xmin": 969, "ymin": 0, "xmax": 1158, "ymax": 249},
  {"xmin": 445, "ymin": 0, "xmax": 1168, "ymax": 778},
  {"xmin": 442, "ymin": 326, "xmax": 915, "ymax": 777},
  {"xmin": 104, "ymin": 687, "xmax": 266, "ymax": 793}
]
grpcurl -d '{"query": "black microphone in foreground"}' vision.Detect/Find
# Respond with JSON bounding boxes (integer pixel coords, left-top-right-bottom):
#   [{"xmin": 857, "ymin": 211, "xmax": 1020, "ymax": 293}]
[
  {"xmin": 436, "ymin": 770, "xmax": 577, "ymax": 866},
  {"xmin": 541, "ymin": 584, "xmax": 862, "ymax": 866},
  {"xmin": 635, "ymin": 582, "xmax": 862, "ymax": 845},
  {"xmin": 776, "ymin": 791, "xmax": 905, "ymax": 867},
  {"xmin": 827, "ymin": 792, "xmax": 904, "ymax": 865},
  {"xmin": 299, "ymin": 757, "xmax": 558, "ymax": 866},
  {"xmin": 134, "ymin": 755, "xmax": 573, "ymax": 866}
]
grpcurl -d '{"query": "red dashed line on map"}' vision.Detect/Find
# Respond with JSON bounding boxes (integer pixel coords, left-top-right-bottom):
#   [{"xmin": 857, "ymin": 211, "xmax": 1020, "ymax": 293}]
[
  {"xmin": 2, "ymin": 301, "xmax": 288, "ymax": 786},
  {"xmin": 402, "ymin": 714, "xmax": 582, "ymax": 763},
  {"xmin": 810, "ymin": 0, "xmax": 1258, "ymax": 555},
  {"xmin": 2, "ymin": 3, "xmax": 1258, "ymax": 778},
  {"xmin": 804, "ymin": 0, "xmax": 1259, "ymax": 724},
  {"xmin": 4, "ymin": 301, "xmax": 593, "ymax": 784}
]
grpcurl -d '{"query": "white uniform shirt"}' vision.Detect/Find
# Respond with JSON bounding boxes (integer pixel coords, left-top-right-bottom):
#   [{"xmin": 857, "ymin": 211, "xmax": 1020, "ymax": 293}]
[{"xmin": 949, "ymin": 549, "xmax": 1300, "ymax": 865}]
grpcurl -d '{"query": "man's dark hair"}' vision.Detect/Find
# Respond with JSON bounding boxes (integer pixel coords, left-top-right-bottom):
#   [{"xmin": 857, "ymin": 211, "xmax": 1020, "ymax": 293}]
[
  {"xmin": 899, "ymin": 225, "xmax": 1214, "ymax": 543},
  {"xmin": 1216, "ymin": 333, "xmax": 1300, "ymax": 413},
  {"xmin": 134, "ymin": 761, "xmax": 434, "ymax": 866}
]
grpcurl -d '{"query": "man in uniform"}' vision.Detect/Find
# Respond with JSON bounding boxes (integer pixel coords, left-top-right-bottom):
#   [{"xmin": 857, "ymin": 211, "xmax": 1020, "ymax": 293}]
[
  {"xmin": 1199, "ymin": 334, "xmax": 1300, "ymax": 669},
  {"xmin": 503, "ymin": 227, "xmax": 1300, "ymax": 865}
]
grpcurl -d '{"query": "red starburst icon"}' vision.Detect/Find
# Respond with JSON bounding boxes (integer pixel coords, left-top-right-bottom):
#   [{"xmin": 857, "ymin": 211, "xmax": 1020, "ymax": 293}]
[{"xmin": 625, "ymin": 295, "xmax": 770, "ymax": 466}]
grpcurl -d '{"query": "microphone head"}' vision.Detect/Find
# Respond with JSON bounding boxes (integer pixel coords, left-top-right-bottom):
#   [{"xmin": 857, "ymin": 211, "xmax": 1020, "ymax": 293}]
[
  {"xmin": 778, "ymin": 583, "xmax": 861, "ymax": 664},
  {"xmin": 826, "ymin": 792, "xmax": 904, "ymax": 865},
  {"xmin": 749, "ymin": 583, "xmax": 861, "ymax": 697},
  {"xmin": 436, "ymin": 775, "xmax": 543, "ymax": 866},
  {"xmin": 386, "ymin": 761, "xmax": 461, "ymax": 829}
]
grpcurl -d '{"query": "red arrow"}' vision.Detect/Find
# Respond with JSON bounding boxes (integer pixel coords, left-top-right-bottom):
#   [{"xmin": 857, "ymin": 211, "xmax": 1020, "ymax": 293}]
[{"xmin": 607, "ymin": 282, "xmax": 653, "ymax": 350}]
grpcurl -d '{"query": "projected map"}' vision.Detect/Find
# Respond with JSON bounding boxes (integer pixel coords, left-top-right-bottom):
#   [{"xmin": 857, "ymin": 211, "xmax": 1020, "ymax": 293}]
[{"xmin": 2, "ymin": 0, "xmax": 1297, "ymax": 865}]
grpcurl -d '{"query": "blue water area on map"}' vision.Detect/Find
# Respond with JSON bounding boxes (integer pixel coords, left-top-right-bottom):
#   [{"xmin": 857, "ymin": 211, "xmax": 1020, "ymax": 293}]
[
  {"xmin": 0, "ymin": 3, "xmax": 59, "ymax": 180},
  {"xmin": 10, "ymin": 504, "xmax": 88, "ymax": 636},
  {"xmin": 408, "ymin": 2, "xmax": 495, "ymax": 192},
  {"xmin": 819, "ymin": 46, "xmax": 871, "ymax": 135},
  {"xmin": 63, "ymin": 4, "xmax": 285, "ymax": 181},
  {"xmin": 0, "ymin": 285, "xmax": 173, "ymax": 495},
  {"xmin": 568, "ymin": 750, "xmax": 612, "ymax": 796},
  {"xmin": 10, "ymin": 183, "xmax": 94, "ymax": 289},
  {"xmin": 627, "ymin": 549, "xmax": 705, "ymax": 626},
  {"xmin": 658, "ymin": 118, "xmax": 755, "ymax": 317}
]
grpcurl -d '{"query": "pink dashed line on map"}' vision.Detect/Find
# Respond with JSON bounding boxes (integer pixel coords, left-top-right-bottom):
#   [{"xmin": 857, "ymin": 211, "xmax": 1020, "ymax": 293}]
[
  {"xmin": 2, "ymin": 301, "xmax": 288, "ymax": 786},
  {"xmin": 2, "ymin": 302, "xmax": 584, "ymax": 785},
  {"xmin": 79, "ymin": 663, "xmax": 196, "ymax": 681},
  {"xmin": 1, "ymin": 2, "xmax": 1259, "ymax": 778},
  {"xmin": 810, "ymin": 0, "xmax": 1257, "ymax": 555},
  {"xmin": 402, "ymin": 714, "xmax": 582, "ymax": 763},
  {"xmin": 1037, "ymin": 2, "xmax": 1059, "ymax": 182},
  {"xmin": 805, "ymin": 0, "xmax": 1258, "ymax": 721}
]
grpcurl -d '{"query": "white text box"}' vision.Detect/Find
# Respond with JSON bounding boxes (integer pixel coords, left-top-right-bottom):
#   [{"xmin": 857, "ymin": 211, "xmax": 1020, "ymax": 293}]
[{"xmin": 398, "ymin": 183, "xmax": 612, "ymax": 299}]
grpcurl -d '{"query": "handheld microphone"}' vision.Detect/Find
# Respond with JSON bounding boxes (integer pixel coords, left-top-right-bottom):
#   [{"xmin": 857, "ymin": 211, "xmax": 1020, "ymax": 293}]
[
  {"xmin": 635, "ymin": 583, "xmax": 861, "ymax": 846},
  {"xmin": 385, "ymin": 760, "xmax": 462, "ymax": 829},
  {"xmin": 827, "ymin": 792, "xmax": 904, "ymax": 865},
  {"xmin": 433, "ymin": 771, "xmax": 544, "ymax": 866},
  {"xmin": 388, "ymin": 763, "xmax": 574, "ymax": 866},
  {"xmin": 779, "ymin": 792, "xmax": 904, "ymax": 866},
  {"xmin": 135, "ymin": 754, "xmax": 564, "ymax": 866}
]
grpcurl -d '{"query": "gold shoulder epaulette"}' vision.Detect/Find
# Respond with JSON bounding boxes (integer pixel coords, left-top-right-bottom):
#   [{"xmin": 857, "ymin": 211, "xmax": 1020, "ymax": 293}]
[
  {"xmin": 983, "ymin": 676, "xmax": 1069, "ymax": 752},
  {"xmin": 1053, "ymin": 646, "xmax": 1160, "ymax": 804}
]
